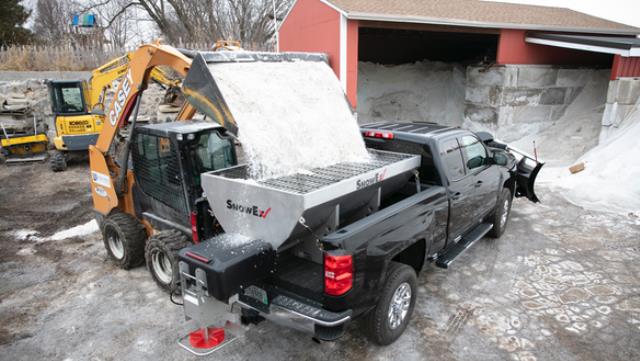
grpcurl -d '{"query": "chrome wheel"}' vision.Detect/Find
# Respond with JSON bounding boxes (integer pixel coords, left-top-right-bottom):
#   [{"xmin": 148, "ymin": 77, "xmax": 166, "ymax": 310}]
[
  {"xmin": 151, "ymin": 249, "xmax": 173, "ymax": 285},
  {"xmin": 388, "ymin": 282, "xmax": 412, "ymax": 330},
  {"xmin": 107, "ymin": 231, "xmax": 124, "ymax": 260},
  {"xmin": 500, "ymin": 197, "xmax": 510, "ymax": 228}
]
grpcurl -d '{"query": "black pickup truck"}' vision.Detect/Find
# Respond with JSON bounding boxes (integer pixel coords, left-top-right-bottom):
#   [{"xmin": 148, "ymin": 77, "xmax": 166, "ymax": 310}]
[{"xmin": 177, "ymin": 122, "xmax": 542, "ymax": 349}]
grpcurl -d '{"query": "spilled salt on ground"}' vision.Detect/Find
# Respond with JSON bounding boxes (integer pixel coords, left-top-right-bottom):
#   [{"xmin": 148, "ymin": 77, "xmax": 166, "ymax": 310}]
[
  {"xmin": 209, "ymin": 59, "xmax": 369, "ymax": 179},
  {"xmin": 11, "ymin": 220, "xmax": 100, "ymax": 243},
  {"xmin": 48, "ymin": 219, "xmax": 99, "ymax": 241},
  {"xmin": 13, "ymin": 229, "xmax": 41, "ymax": 241}
]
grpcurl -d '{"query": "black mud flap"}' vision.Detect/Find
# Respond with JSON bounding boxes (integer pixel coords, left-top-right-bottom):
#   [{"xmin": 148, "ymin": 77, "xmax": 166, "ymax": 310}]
[{"xmin": 515, "ymin": 156, "xmax": 544, "ymax": 203}]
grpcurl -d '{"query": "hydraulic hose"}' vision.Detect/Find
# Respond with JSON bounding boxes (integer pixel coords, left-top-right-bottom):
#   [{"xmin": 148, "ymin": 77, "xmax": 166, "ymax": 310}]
[{"xmin": 115, "ymin": 92, "xmax": 143, "ymax": 195}]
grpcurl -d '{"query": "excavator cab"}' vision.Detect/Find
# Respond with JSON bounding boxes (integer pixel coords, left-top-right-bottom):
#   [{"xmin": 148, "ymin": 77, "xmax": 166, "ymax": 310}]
[{"xmin": 47, "ymin": 80, "xmax": 103, "ymax": 171}]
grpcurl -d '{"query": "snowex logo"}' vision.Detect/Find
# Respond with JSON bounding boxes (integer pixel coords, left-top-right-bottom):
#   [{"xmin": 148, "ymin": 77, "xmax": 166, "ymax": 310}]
[
  {"xmin": 226, "ymin": 199, "xmax": 271, "ymax": 219},
  {"xmin": 356, "ymin": 168, "xmax": 388, "ymax": 190},
  {"xmin": 108, "ymin": 71, "xmax": 133, "ymax": 126}
]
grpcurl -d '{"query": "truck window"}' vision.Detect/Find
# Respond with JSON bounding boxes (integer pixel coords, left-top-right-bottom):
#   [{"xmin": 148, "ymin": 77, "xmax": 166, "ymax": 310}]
[
  {"xmin": 191, "ymin": 131, "xmax": 235, "ymax": 185},
  {"xmin": 460, "ymin": 135, "xmax": 487, "ymax": 170},
  {"xmin": 440, "ymin": 138, "xmax": 465, "ymax": 181},
  {"xmin": 364, "ymin": 138, "xmax": 441, "ymax": 185}
]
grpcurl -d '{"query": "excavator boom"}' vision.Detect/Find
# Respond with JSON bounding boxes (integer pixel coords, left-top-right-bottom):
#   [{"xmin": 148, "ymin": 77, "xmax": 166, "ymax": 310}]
[{"xmin": 90, "ymin": 43, "xmax": 195, "ymax": 216}]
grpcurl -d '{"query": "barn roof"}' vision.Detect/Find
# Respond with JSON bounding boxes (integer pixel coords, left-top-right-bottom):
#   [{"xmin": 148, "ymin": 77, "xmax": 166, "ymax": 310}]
[{"xmin": 321, "ymin": 0, "xmax": 639, "ymax": 35}]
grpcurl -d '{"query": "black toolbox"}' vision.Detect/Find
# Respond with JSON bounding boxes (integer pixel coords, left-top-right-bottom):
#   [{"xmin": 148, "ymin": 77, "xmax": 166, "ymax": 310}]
[{"xmin": 178, "ymin": 237, "xmax": 276, "ymax": 301}]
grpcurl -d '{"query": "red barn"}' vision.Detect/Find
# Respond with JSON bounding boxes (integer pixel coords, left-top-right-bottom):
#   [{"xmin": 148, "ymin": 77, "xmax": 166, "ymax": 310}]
[{"xmin": 278, "ymin": 0, "xmax": 640, "ymax": 141}]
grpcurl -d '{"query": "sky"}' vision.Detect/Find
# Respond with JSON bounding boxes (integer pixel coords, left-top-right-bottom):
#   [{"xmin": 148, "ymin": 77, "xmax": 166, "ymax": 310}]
[{"xmin": 486, "ymin": 0, "xmax": 640, "ymax": 29}]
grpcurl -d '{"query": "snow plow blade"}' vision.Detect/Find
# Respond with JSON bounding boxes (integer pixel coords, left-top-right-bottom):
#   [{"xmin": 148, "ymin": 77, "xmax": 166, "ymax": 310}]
[{"xmin": 181, "ymin": 51, "xmax": 328, "ymax": 137}]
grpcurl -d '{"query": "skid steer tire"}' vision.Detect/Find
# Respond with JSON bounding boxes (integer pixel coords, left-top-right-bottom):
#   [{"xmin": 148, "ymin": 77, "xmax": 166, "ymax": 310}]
[
  {"xmin": 145, "ymin": 230, "xmax": 191, "ymax": 293},
  {"xmin": 50, "ymin": 151, "xmax": 67, "ymax": 172},
  {"xmin": 102, "ymin": 211, "xmax": 147, "ymax": 269}
]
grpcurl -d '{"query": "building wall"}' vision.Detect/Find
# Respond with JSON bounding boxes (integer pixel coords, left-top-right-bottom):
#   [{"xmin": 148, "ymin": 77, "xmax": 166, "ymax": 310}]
[
  {"xmin": 346, "ymin": 20, "xmax": 359, "ymax": 107},
  {"xmin": 279, "ymin": 0, "xmax": 341, "ymax": 78},
  {"xmin": 465, "ymin": 65, "xmax": 607, "ymax": 142},
  {"xmin": 611, "ymin": 55, "xmax": 640, "ymax": 80},
  {"xmin": 497, "ymin": 29, "xmax": 611, "ymax": 66}
]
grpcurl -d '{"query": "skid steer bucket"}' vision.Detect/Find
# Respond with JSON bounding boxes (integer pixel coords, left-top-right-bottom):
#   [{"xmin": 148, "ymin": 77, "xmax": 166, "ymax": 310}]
[{"xmin": 182, "ymin": 51, "xmax": 328, "ymax": 137}]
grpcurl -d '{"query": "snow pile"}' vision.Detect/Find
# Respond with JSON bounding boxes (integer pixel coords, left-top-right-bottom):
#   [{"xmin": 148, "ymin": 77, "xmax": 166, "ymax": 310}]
[
  {"xmin": 511, "ymin": 70, "xmax": 610, "ymax": 165},
  {"xmin": 542, "ymin": 97, "xmax": 640, "ymax": 214},
  {"xmin": 357, "ymin": 61, "xmax": 466, "ymax": 126},
  {"xmin": 49, "ymin": 219, "xmax": 99, "ymax": 241},
  {"xmin": 13, "ymin": 220, "xmax": 100, "ymax": 243},
  {"xmin": 210, "ymin": 60, "xmax": 368, "ymax": 179}
]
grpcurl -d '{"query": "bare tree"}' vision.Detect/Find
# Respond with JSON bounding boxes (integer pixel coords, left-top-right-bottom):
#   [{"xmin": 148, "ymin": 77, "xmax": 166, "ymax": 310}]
[
  {"xmin": 33, "ymin": 0, "xmax": 71, "ymax": 42},
  {"xmin": 86, "ymin": 0, "xmax": 290, "ymax": 49}
]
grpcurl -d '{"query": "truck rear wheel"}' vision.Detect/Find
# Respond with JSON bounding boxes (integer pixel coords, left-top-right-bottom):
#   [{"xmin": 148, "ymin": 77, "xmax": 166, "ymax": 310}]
[
  {"xmin": 50, "ymin": 150, "xmax": 67, "ymax": 172},
  {"xmin": 145, "ymin": 230, "xmax": 191, "ymax": 292},
  {"xmin": 365, "ymin": 262, "xmax": 417, "ymax": 345},
  {"xmin": 102, "ymin": 211, "xmax": 146, "ymax": 269},
  {"xmin": 489, "ymin": 187, "xmax": 512, "ymax": 238}
]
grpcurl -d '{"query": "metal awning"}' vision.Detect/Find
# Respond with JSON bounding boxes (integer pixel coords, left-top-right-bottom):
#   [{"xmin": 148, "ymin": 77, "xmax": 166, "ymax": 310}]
[{"xmin": 526, "ymin": 32, "xmax": 640, "ymax": 57}]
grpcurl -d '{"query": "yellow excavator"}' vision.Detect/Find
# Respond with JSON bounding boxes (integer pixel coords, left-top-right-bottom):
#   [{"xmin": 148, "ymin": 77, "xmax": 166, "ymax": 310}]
[{"xmin": 47, "ymin": 51, "xmax": 184, "ymax": 171}]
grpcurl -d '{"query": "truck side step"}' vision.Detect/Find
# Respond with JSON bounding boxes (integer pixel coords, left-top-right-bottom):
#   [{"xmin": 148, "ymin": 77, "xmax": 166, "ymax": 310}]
[{"xmin": 435, "ymin": 223, "xmax": 493, "ymax": 269}]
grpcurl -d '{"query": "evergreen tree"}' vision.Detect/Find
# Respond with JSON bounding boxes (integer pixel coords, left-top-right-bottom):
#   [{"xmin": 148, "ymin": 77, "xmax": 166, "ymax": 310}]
[{"xmin": 0, "ymin": 0, "xmax": 33, "ymax": 46}]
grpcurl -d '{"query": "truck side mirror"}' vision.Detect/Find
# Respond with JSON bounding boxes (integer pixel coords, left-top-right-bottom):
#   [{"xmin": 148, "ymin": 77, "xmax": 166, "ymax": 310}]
[{"xmin": 492, "ymin": 153, "xmax": 508, "ymax": 166}]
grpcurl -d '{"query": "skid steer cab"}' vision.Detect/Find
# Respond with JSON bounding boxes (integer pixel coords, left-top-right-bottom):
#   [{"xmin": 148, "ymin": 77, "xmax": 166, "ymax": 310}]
[
  {"xmin": 99, "ymin": 122, "xmax": 237, "ymax": 291},
  {"xmin": 47, "ymin": 80, "xmax": 103, "ymax": 171}
]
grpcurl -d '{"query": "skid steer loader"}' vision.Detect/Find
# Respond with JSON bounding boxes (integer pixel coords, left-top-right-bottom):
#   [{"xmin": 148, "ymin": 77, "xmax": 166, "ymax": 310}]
[{"xmin": 90, "ymin": 42, "xmax": 243, "ymax": 292}]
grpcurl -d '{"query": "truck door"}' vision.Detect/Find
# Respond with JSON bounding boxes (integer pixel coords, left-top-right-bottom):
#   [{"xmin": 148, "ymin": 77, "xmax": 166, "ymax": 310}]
[
  {"xmin": 458, "ymin": 135, "xmax": 501, "ymax": 219},
  {"xmin": 438, "ymin": 137, "xmax": 475, "ymax": 242}
]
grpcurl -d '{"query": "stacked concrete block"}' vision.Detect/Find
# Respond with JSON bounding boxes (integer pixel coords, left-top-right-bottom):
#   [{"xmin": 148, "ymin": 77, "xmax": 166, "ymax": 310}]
[
  {"xmin": 600, "ymin": 78, "xmax": 640, "ymax": 141},
  {"xmin": 465, "ymin": 65, "xmax": 598, "ymax": 141}
]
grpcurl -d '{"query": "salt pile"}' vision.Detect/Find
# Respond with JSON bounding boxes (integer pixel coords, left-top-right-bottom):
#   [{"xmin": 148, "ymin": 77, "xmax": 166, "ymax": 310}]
[
  {"xmin": 543, "ymin": 98, "xmax": 640, "ymax": 214},
  {"xmin": 210, "ymin": 60, "xmax": 369, "ymax": 179},
  {"xmin": 357, "ymin": 61, "xmax": 466, "ymax": 126},
  {"xmin": 511, "ymin": 70, "xmax": 609, "ymax": 165}
]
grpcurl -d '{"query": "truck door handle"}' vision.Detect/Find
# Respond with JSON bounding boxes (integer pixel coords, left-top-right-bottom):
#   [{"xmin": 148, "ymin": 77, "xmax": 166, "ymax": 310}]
[
  {"xmin": 474, "ymin": 180, "xmax": 483, "ymax": 187},
  {"xmin": 452, "ymin": 191, "xmax": 462, "ymax": 200}
]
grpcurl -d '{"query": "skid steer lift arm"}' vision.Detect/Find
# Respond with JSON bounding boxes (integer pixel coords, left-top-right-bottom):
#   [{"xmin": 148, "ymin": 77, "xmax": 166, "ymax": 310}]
[{"xmin": 90, "ymin": 42, "xmax": 195, "ymax": 217}]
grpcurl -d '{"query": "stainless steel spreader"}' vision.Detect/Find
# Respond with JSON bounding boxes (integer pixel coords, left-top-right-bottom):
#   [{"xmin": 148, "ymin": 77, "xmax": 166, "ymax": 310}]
[{"xmin": 201, "ymin": 149, "xmax": 421, "ymax": 250}]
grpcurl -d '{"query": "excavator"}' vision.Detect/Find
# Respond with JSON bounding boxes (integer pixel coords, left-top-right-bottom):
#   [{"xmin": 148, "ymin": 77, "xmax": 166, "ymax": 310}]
[
  {"xmin": 48, "ymin": 51, "xmax": 184, "ymax": 171},
  {"xmin": 90, "ymin": 41, "xmax": 239, "ymax": 293}
]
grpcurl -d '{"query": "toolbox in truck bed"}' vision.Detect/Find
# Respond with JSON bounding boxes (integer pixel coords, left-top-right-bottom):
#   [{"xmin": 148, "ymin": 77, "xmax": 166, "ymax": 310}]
[{"xmin": 178, "ymin": 236, "xmax": 275, "ymax": 301}]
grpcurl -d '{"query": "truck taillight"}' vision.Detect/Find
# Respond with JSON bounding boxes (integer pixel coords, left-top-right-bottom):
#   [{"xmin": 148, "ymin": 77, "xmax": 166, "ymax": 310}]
[
  {"xmin": 324, "ymin": 253, "xmax": 353, "ymax": 296},
  {"xmin": 190, "ymin": 211, "xmax": 199, "ymax": 243},
  {"xmin": 363, "ymin": 130, "xmax": 394, "ymax": 139}
]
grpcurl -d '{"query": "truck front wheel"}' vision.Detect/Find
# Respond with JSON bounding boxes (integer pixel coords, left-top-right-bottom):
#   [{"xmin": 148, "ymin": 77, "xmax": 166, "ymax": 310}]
[
  {"xmin": 145, "ymin": 230, "xmax": 190, "ymax": 293},
  {"xmin": 365, "ymin": 262, "xmax": 417, "ymax": 345},
  {"xmin": 489, "ymin": 187, "xmax": 512, "ymax": 238}
]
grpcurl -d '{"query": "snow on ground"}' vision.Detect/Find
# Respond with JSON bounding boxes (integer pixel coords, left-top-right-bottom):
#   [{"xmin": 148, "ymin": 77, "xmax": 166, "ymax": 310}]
[
  {"xmin": 357, "ymin": 61, "xmax": 466, "ymax": 126},
  {"xmin": 48, "ymin": 219, "xmax": 99, "ymax": 241},
  {"xmin": 210, "ymin": 60, "xmax": 368, "ymax": 179},
  {"xmin": 540, "ymin": 98, "xmax": 640, "ymax": 215},
  {"xmin": 11, "ymin": 220, "xmax": 99, "ymax": 244}
]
